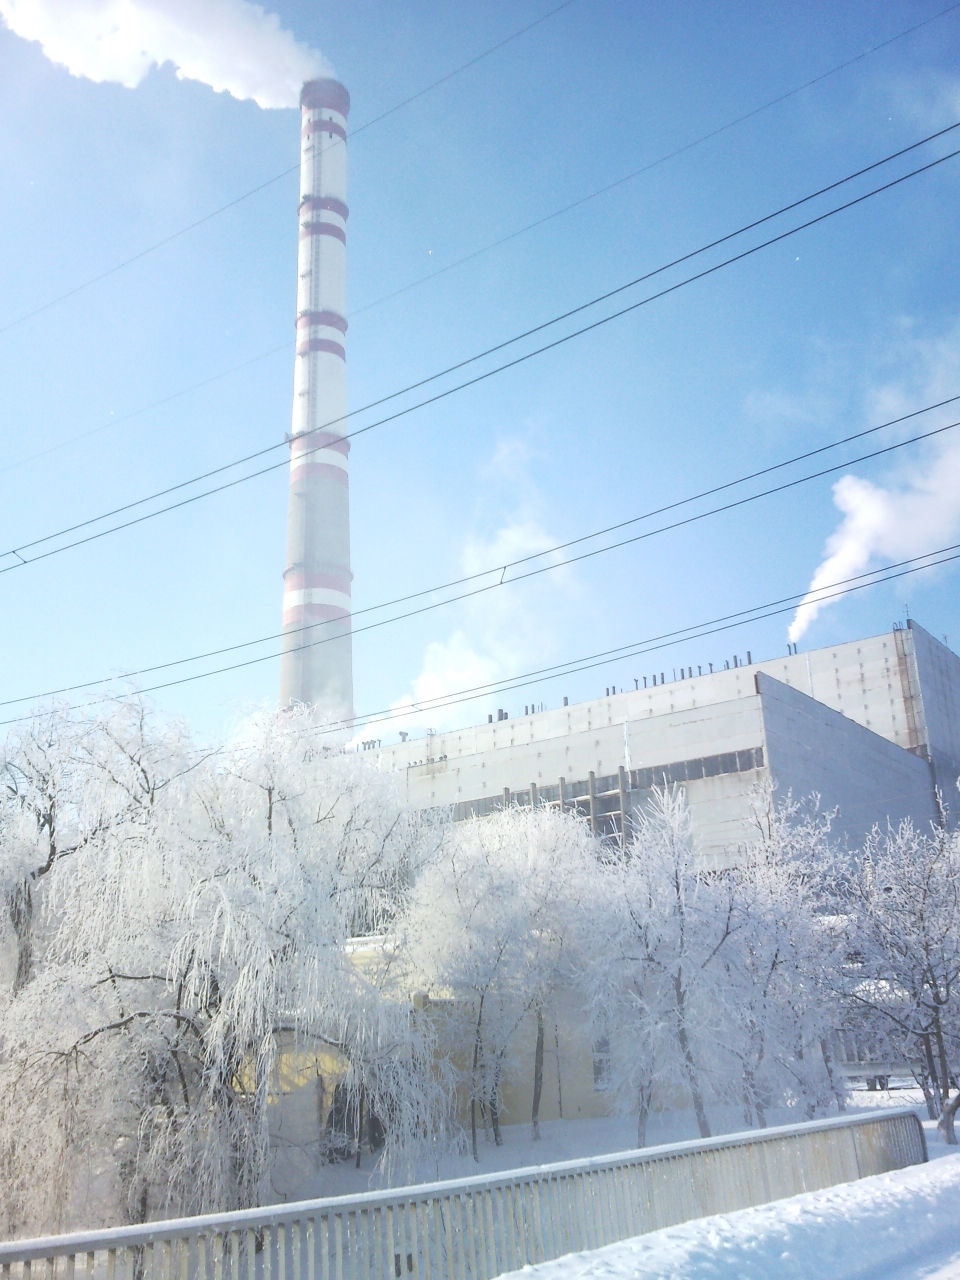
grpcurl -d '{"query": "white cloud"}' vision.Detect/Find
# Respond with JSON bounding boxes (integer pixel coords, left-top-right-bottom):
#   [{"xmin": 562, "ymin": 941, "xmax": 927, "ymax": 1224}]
[
  {"xmin": 481, "ymin": 436, "xmax": 534, "ymax": 485},
  {"xmin": 353, "ymin": 518, "xmax": 582, "ymax": 747},
  {"xmin": 385, "ymin": 631, "xmax": 503, "ymax": 731},
  {"xmin": 789, "ymin": 324, "xmax": 960, "ymax": 642},
  {"xmin": 890, "ymin": 70, "xmax": 960, "ymax": 134},
  {"xmin": 0, "ymin": 0, "xmax": 329, "ymax": 108}
]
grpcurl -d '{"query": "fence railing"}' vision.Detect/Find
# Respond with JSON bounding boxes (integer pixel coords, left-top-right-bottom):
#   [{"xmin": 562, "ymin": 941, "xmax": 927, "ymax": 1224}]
[{"xmin": 0, "ymin": 1108, "xmax": 926, "ymax": 1280}]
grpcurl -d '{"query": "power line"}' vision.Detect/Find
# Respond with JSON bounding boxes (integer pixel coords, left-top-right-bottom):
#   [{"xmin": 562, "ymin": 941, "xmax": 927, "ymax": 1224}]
[
  {"xmin": 3, "ymin": 541, "xmax": 956, "ymax": 731},
  {"xmin": 3, "ymin": 0, "xmax": 955, "ymax": 347},
  {"xmin": 3, "ymin": 127, "xmax": 958, "ymax": 575},
  {"xmin": 0, "ymin": 342, "xmax": 293, "ymax": 479},
  {"xmin": 8, "ymin": 6, "xmax": 959, "ymax": 480},
  {"xmin": 3, "ymin": 401, "xmax": 957, "ymax": 711},
  {"xmin": 349, "ymin": 1, "xmax": 960, "ymax": 321},
  {"xmin": 0, "ymin": 0, "xmax": 580, "ymax": 338},
  {"xmin": 315, "ymin": 544, "xmax": 960, "ymax": 734}
]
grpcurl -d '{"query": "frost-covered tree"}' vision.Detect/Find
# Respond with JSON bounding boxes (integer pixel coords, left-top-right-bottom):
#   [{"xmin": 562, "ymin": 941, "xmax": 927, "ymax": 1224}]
[
  {"xmin": 578, "ymin": 788, "xmax": 737, "ymax": 1142},
  {"xmin": 579, "ymin": 786, "xmax": 844, "ymax": 1144},
  {"xmin": 0, "ymin": 699, "xmax": 210, "ymax": 1232},
  {"xmin": 718, "ymin": 787, "xmax": 845, "ymax": 1126},
  {"xmin": 403, "ymin": 806, "xmax": 597, "ymax": 1158},
  {"xmin": 1, "ymin": 705, "xmax": 98, "ymax": 995},
  {"xmin": 834, "ymin": 816, "xmax": 960, "ymax": 1140},
  {"xmin": 0, "ymin": 702, "xmax": 444, "ymax": 1236}
]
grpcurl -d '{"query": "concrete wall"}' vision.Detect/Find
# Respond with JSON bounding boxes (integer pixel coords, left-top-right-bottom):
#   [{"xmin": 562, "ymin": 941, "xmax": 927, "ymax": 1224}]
[
  {"xmin": 372, "ymin": 623, "xmax": 955, "ymax": 860},
  {"xmin": 659, "ymin": 767, "xmax": 766, "ymax": 867},
  {"xmin": 909, "ymin": 621, "xmax": 960, "ymax": 812},
  {"xmin": 398, "ymin": 695, "xmax": 765, "ymax": 808},
  {"xmin": 376, "ymin": 628, "xmax": 921, "ymax": 786},
  {"xmin": 758, "ymin": 673, "xmax": 938, "ymax": 848}
]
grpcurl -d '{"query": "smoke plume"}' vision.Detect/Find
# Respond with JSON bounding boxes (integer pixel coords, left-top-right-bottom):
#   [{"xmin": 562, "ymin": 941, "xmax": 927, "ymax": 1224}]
[
  {"xmin": 789, "ymin": 326, "xmax": 960, "ymax": 643},
  {"xmin": 0, "ymin": 0, "xmax": 329, "ymax": 108}
]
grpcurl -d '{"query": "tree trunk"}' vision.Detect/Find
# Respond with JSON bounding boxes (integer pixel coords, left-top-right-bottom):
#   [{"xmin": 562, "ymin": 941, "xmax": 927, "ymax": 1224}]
[
  {"xmin": 490, "ymin": 1061, "xmax": 503, "ymax": 1147},
  {"xmin": 637, "ymin": 1080, "xmax": 652, "ymax": 1147},
  {"xmin": 939, "ymin": 1089, "xmax": 960, "ymax": 1145},
  {"xmin": 743, "ymin": 1066, "xmax": 766, "ymax": 1128},
  {"xmin": 673, "ymin": 973, "xmax": 710, "ymax": 1138},
  {"xmin": 131, "ymin": 1183, "xmax": 150, "ymax": 1280},
  {"xmin": 355, "ymin": 1089, "xmax": 364, "ymax": 1168},
  {"xmin": 471, "ymin": 1001, "xmax": 484, "ymax": 1162},
  {"xmin": 933, "ymin": 1015, "xmax": 951, "ymax": 1113},
  {"xmin": 916, "ymin": 1069, "xmax": 939, "ymax": 1121},
  {"xmin": 315, "ymin": 1072, "xmax": 326, "ymax": 1170},
  {"xmin": 489, "ymin": 1091, "xmax": 502, "ymax": 1146},
  {"xmin": 741, "ymin": 1090, "xmax": 753, "ymax": 1129},
  {"xmin": 554, "ymin": 1023, "xmax": 564, "ymax": 1120},
  {"xmin": 820, "ymin": 1038, "xmax": 845, "ymax": 1115},
  {"xmin": 531, "ymin": 1007, "xmax": 545, "ymax": 1140},
  {"xmin": 8, "ymin": 880, "xmax": 33, "ymax": 995},
  {"xmin": 922, "ymin": 1034, "xmax": 942, "ymax": 1118}
]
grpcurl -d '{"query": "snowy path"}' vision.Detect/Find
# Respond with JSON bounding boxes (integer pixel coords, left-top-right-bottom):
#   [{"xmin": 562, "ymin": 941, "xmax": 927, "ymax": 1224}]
[{"xmin": 498, "ymin": 1154, "xmax": 960, "ymax": 1280}]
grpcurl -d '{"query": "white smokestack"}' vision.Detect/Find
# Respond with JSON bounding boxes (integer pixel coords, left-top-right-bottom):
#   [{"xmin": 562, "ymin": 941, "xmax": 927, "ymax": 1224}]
[
  {"xmin": 0, "ymin": 0, "xmax": 329, "ymax": 108},
  {"xmin": 279, "ymin": 78, "xmax": 354, "ymax": 721}
]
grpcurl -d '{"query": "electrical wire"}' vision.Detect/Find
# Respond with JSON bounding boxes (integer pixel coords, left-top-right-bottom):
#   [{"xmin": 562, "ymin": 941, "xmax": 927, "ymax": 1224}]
[
  {"xmin": 2, "ymin": 541, "xmax": 956, "ymax": 731},
  {"xmin": 8, "ymin": 4, "xmax": 959, "ymax": 478},
  {"xmin": 3, "ymin": 403, "xmax": 958, "ymax": 711},
  {"xmin": 306, "ymin": 544, "xmax": 960, "ymax": 734},
  {"xmin": 0, "ymin": 342, "xmax": 293, "ymax": 479},
  {"xmin": 3, "ymin": 126, "xmax": 959, "ymax": 575},
  {"xmin": 348, "ymin": 1, "xmax": 960, "ymax": 321},
  {"xmin": 2, "ymin": 0, "xmax": 955, "ymax": 342},
  {"xmin": 0, "ymin": 0, "xmax": 580, "ymax": 338}
]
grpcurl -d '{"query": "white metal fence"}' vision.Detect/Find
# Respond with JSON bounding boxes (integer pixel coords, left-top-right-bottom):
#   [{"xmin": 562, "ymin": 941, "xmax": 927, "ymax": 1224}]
[{"xmin": 0, "ymin": 1109, "xmax": 926, "ymax": 1280}]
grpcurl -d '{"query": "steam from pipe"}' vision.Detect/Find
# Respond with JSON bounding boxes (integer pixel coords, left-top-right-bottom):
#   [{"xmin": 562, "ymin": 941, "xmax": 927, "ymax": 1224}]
[
  {"xmin": 0, "ymin": 0, "xmax": 329, "ymax": 107},
  {"xmin": 789, "ymin": 331, "xmax": 960, "ymax": 643}
]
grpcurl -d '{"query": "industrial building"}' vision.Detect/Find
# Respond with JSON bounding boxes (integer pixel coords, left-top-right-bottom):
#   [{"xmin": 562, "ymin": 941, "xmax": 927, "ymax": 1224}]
[
  {"xmin": 375, "ymin": 620, "xmax": 960, "ymax": 863},
  {"xmin": 261, "ymin": 84, "xmax": 960, "ymax": 1176},
  {"xmin": 273, "ymin": 83, "xmax": 959, "ymax": 865}
]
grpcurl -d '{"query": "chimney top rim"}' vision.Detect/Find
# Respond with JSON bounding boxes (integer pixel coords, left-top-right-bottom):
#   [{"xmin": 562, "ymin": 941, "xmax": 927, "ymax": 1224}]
[{"xmin": 301, "ymin": 78, "xmax": 350, "ymax": 117}]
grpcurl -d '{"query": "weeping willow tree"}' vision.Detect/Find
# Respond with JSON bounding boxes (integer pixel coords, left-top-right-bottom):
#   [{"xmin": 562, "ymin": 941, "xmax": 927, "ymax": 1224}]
[{"xmin": 0, "ymin": 701, "xmax": 446, "ymax": 1237}]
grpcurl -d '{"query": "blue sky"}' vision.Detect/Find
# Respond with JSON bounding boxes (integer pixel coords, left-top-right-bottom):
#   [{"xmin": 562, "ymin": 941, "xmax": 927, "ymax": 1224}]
[{"xmin": 1, "ymin": 0, "xmax": 959, "ymax": 744}]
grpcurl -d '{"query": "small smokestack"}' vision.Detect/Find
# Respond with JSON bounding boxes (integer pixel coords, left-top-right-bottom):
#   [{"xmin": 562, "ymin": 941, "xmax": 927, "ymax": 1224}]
[{"xmin": 279, "ymin": 77, "xmax": 354, "ymax": 721}]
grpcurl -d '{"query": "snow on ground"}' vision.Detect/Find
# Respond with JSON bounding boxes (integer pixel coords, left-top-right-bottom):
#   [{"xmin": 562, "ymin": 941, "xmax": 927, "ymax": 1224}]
[
  {"xmin": 497, "ymin": 1153, "xmax": 960, "ymax": 1280},
  {"xmin": 282, "ymin": 1084, "xmax": 955, "ymax": 1200},
  {"xmin": 284, "ymin": 1106, "xmax": 820, "ymax": 1200}
]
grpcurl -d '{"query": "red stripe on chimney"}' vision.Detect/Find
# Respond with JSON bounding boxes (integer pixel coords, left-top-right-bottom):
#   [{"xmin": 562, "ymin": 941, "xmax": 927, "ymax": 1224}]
[
  {"xmin": 302, "ymin": 119, "xmax": 347, "ymax": 142},
  {"xmin": 297, "ymin": 338, "xmax": 345, "ymax": 360},
  {"xmin": 299, "ymin": 196, "xmax": 349, "ymax": 220},
  {"xmin": 300, "ymin": 221, "xmax": 346, "ymax": 245},
  {"xmin": 300, "ymin": 79, "xmax": 350, "ymax": 117},
  {"xmin": 296, "ymin": 310, "xmax": 348, "ymax": 333}
]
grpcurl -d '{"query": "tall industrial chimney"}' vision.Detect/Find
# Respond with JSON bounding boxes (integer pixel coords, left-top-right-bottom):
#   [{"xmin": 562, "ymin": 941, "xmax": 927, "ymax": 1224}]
[{"xmin": 279, "ymin": 78, "xmax": 354, "ymax": 721}]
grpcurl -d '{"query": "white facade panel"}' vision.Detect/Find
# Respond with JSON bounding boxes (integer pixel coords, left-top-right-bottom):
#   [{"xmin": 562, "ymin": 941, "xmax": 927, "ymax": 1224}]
[
  {"xmin": 376, "ymin": 624, "xmax": 953, "ymax": 858},
  {"xmin": 391, "ymin": 695, "xmax": 765, "ymax": 808},
  {"xmin": 758, "ymin": 672, "xmax": 937, "ymax": 848},
  {"xmin": 908, "ymin": 621, "xmax": 960, "ymax": 807}
]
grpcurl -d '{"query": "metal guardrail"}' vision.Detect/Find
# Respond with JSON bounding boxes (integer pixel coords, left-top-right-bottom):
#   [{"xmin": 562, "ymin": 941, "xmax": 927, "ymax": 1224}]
[{"xmin": 0, "ymin": 1108, "xmax": 926, "ymax": 1280}]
